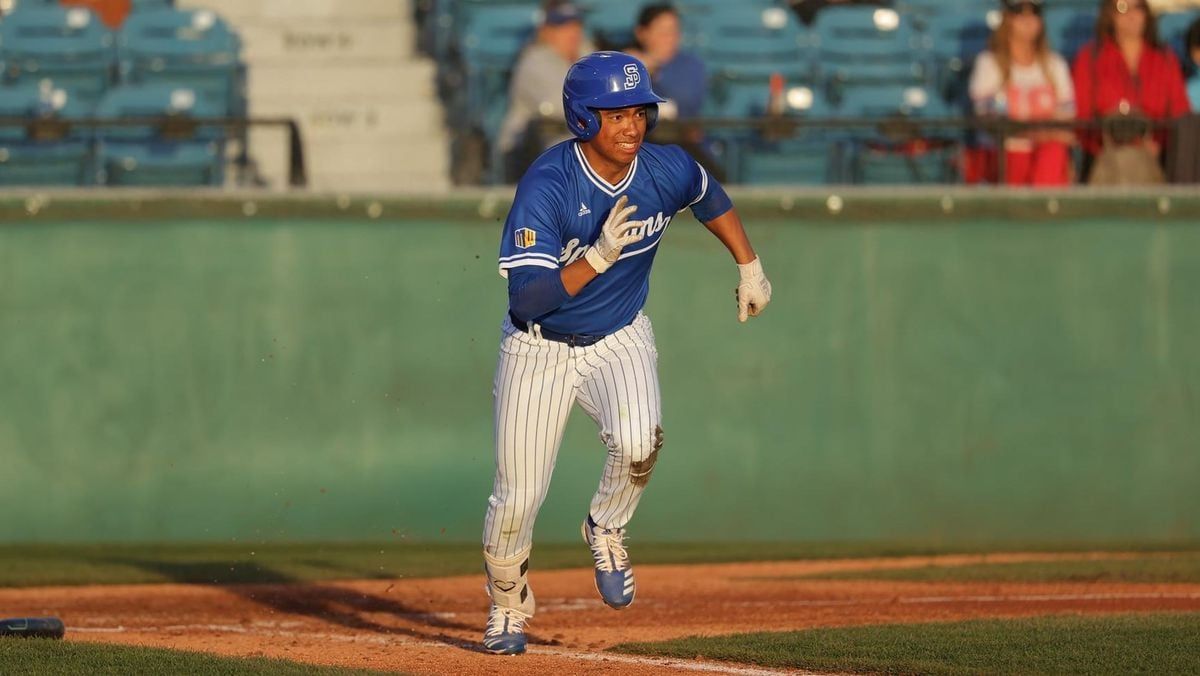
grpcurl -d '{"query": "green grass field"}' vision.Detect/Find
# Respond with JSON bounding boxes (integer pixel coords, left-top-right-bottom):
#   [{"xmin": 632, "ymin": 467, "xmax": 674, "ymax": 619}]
[
  {"xmin": 612, "ymin": 613, "xmax": 1200, "ymax": 675},
  {"xmin": 3, "ymin": 541, "xmax": 1197, "ymax": 587},
  {"xmin": 794, "ymin": 553, "xmax": 1200, "ymax": 584},
  {"xmin": 2, "ymin": 542, "xmax": 1200, "ymax": 590},
  {"xmin": 0, "ymin": 639, "xmax": 393, "ymax": 676}
]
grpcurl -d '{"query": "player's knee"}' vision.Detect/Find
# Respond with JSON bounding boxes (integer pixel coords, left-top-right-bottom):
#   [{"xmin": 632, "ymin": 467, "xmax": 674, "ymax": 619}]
[
  {"xmin": 492, "ymin": 489, "xmax": 539, "ymax": 521},
  {"xmin": 623, "ymin": 425, "xmax": 663, "ymax": 487}
]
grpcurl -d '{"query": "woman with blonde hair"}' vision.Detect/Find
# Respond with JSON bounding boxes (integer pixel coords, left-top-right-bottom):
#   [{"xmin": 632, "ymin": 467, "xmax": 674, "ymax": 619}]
[{"xmin": 969, "ymin": 0, "xmax": 1076, "ymax": 185}]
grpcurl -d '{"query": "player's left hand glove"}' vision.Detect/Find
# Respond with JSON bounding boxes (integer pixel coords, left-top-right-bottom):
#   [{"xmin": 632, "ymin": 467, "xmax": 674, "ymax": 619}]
[{"xmin": 736, "ymin": 257, "xmax": 772, "ymax": 323}]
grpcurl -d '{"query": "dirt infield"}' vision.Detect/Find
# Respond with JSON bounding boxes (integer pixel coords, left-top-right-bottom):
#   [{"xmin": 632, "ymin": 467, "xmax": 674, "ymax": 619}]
[{"xmin": 3, "ymin": 553, "xmax": 1199, "ymax": 675}]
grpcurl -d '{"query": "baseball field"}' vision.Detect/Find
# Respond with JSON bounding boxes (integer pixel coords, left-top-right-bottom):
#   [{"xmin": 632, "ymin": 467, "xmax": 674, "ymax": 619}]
[{"xmin": 2, "ymin": 190, "xmax": 1198, "ymax": 674}]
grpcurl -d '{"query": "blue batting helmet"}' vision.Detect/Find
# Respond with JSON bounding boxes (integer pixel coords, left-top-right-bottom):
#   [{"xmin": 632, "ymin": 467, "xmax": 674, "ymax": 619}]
[{"xmin": 562, "ymin": 51, "xmax": 666, "ymax": 141}]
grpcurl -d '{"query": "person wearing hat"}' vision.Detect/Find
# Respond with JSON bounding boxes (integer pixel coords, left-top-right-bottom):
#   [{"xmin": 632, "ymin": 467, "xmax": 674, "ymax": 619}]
[
  {"xmin": 1071, "ymin": 0, "xmax": 1190, "ymax": 183},
  {"xmin": 497, "ymin": 1, "xmax": 595, "ymax": 180},
  {"xmin": 969, "ymin": 0, "xmax": 1077, "ymax": 185}
]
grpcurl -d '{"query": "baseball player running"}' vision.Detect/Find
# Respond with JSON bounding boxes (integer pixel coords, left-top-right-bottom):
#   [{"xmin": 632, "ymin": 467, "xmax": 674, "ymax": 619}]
[{"xmin": 481, "ymin": 51, "xmax": 772, "ymax": 655}]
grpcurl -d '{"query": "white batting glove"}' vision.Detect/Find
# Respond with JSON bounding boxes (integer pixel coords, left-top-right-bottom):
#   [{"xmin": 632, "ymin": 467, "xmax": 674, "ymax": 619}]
[
  {"xmin": 585, "ymin": 195, "xmax": 642, "ymax": 274},
  {"xmin": 736, "ymin": 257, "xmax": 772, "ymax": 323}
]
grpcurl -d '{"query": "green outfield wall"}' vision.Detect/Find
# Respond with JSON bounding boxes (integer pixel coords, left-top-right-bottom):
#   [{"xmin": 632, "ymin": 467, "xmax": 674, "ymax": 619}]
[{"xmin": 1, "ymin": 191, "xmax": 1197, "ymax": 543}]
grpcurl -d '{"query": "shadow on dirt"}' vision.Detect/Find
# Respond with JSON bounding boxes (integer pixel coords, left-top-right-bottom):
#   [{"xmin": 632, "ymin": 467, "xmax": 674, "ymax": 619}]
[{"xmin": 109, "ymin": 558, "xmax": 493, "ymax": 652}]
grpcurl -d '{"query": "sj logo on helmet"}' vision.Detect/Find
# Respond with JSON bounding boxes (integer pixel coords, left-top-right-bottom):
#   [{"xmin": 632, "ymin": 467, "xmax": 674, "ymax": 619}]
[{"xmin": 623, "ymin": 64, "xmax": 640, "ymax": 90}]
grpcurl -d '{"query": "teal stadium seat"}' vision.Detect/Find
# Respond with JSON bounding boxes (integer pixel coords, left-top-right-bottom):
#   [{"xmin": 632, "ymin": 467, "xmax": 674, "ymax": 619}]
[
  {"xmin": 690, "ymin": 6, "xmax": 810, "ymax": 69},
  {"xmin": 1156, "ymin": 11, "xmax": 1198, "ymax": 65},
  {"xmin": 815, "ymin": 6, "xmax": 928, "ymax": 101},
  {"xmin": 1041, "ymin": 6, "xmax": 1097, "ymax": 63},
  {"xmin": 577, "ymin": 0, "xmax": 641, "ymax": 49},
  {"xmin": 920, "ymin": 5, "xmax": 995, "ymax": 109},
  {"xmin": 117, "ymin": 7, "xmax": 243, "ymax": 117},
  {"xmin": 732, "ymin": 86, "xmax": 845, "ymax": 185},
  {"xmin": 837, "ymin": 84, "xmax": 956, "ymax": 184},
  {"xmin": 129, "ymin": 0, "xmax": 177, "ymax": 10},
  {"xmin": 457, "ymin": 3, "xmax": 539, "ymax": 134},
  {"xmin": 0, "ymin": 80, "xmax": 92, "ymax": 185},
  {"xmin": 94, "ymin": 83, "xmax": 225, "ymax": 186},
  {"xmin": 0, "ymin": 5, "xmax": 115, "ymax": 108}
]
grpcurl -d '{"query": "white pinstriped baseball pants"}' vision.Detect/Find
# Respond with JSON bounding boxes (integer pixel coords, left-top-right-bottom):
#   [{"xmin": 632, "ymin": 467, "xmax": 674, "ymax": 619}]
[{"xmin": 483, "ymin": 313, "xmax": 663, "ymax": 560}]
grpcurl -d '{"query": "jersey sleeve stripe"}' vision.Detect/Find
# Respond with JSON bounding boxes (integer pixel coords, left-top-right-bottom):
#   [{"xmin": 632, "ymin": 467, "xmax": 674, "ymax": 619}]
[
  {"xmin": 499, "ymin": 258, "xmax": 559, "ymax": 271},
  {"xmin": 499, "ymin": 252, "xmax": 558, "ymax": 264},
  {"xmin": 687, "ymin": 162, "xmax": 709, "ymax": 207}
]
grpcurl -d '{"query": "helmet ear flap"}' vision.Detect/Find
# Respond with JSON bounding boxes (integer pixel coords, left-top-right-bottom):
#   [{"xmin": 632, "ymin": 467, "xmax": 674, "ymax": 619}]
[
  {"xmin": 568, "ymin": 100, "xmax": 601, "ymax": 141},
  {"xmin": 645, "ymin": 104, "xmax": 659, "ymax": 133}
]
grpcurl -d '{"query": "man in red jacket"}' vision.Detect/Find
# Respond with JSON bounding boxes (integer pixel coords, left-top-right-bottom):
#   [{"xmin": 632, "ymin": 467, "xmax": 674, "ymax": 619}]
[{"xmin": 1072, "ymin": 0, "xmax": 1190, "ymax": 162}]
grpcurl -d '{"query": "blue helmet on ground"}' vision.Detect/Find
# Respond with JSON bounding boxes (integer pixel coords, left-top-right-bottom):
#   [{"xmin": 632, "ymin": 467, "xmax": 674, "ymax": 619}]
[{"xmin": 562, "ymin": 51, "xmax": 667, "ymax": 141}]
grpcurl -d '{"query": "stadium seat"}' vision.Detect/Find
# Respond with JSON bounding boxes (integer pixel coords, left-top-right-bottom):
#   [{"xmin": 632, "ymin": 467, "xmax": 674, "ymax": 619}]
[
  {"xmin": 731, "ymin": 86, "xmax": 844, "ymax": 185},
  {"xmin": 94, "ymin": 83, "xmax": 226, "ymax": 186},
  {"xmin": 0, "ymin": 5, "xmax": 116, "ymax": 108},
  {"xmin": 0, "ymin": 80, "xmax": 93, "ymax": 185},
  {"xmin": 129, "ymin": 0, "xmax": 176, "ymax": 10},
  {"xmin": 576, "ymin": 0, "xmax": 640, "ymax": 49},
  {"xmin": 707, "ymin": 63, "xmax": 815, "ymax": 119},
  {"xmin": 689, "ymin": 6, "xmax": 811, "ymax": 71},
  {"xmin": 835, "ymin": 84, "xmax": 956, "ymax": 184},
  {"xmin": 117, "ymin": 7, "xmax": 244, "ymax": 117},
  {"xmin": 451, "ymin": 3, "xmax": 541, "ymax": 180},
  {"xmin": 920, "ymin": 5, "xmax": 996, "ymax": 110},
  {"xmin": 1041, "ymin": 6, "xmax": 1097, "ymax": 63},
  {"xmin": 814, "ymin": 6, "xmax": 928, "ymax": 104},
  {"xmin": 1157, "ymin": 12, "xmax": 1198, "ymax": 65}
]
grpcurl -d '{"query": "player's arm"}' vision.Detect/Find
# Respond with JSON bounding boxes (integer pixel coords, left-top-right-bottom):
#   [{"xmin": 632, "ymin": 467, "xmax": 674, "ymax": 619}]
[
  {"xmin": 704, "ymin": 208, "xmax": 772, "ymax": 323},
  {"xmin": 681, "ymin": 155, "xmax": 772, "ymax": 323}
]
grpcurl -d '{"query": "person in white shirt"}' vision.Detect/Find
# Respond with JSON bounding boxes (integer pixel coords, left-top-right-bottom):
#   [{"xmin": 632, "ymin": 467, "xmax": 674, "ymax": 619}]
[{"xmin": 969, "ymin": 0, "xmax": 1077, "ymax": 185}]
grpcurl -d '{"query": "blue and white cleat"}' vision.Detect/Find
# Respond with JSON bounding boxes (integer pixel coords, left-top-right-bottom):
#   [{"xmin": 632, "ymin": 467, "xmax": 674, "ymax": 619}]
[
  {"xmin": 482, "ymin": 604, "xmax": 529, "ymax": 655},
  {"xmin": 581, "ymin": 515, "xmax": 635, "ymax": 609}
]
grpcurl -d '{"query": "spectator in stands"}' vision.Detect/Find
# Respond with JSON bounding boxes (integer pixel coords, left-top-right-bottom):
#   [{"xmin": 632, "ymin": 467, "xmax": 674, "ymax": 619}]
[
  {"xmin": 625, "ymin": 4, "xmax": 724, "ymax": 179},
  {"xmin": 1186, "ymin": 17, "xmax": 1200, "ymax": 108},
  {"xmin": 496, "ymin": 0, "xmax": 589, "ymax": 181},
  {"xmin": 626, "ymin": 4, "xmax": 706, "ymax": 120},
  {"xmin": 1072, "ymin": 0, "xmax": 1190, "ymax": 183},
  {"xmin": 969, "ymin": 0, "xmax": 1076, "ymax": 186},
  {"xmin": 60, "ymin": 0, "xmax": 131, "ymax": 30}
]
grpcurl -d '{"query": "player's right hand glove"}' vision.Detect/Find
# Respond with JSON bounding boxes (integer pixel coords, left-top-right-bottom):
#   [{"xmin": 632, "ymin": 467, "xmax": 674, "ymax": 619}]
[
  {"xmin": 736, "ymin": 257, "xmax": 772, "ymax": 323},
  {"xmin": 585, "ymin": 195, "xmax": 642, "ymax": 274}
]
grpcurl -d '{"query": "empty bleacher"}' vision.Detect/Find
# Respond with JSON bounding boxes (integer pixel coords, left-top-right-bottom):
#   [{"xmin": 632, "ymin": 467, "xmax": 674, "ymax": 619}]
[{"xmin": 0, "ymin": 0, "xmax": 243, "ymax": 186}]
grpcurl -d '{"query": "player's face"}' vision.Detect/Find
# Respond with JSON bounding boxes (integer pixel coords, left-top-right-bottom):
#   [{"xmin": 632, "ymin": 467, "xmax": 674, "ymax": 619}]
[{"xmin": 592, "ymin": 106, "xmax": 648, "ymax": 167}]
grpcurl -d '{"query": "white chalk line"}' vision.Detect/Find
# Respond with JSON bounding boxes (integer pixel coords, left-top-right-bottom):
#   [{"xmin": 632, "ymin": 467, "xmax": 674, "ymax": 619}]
[
  {"xmin": 68, "ymin": 623, "xmax": 825, "ymax": 675},
  {"xmin": 533, "ymin": 647, "xmax": 835, "ymax": 675}
]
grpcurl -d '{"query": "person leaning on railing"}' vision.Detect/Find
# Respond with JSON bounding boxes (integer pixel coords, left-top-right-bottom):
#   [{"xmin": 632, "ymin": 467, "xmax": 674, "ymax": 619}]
[
  {"xmin": 1071, "ymin": 0, "xmax": 1191, "ymax": 184},
  {"xmin": 969, "ymin": 0, "xmax": 1076, "ymax": 186}
]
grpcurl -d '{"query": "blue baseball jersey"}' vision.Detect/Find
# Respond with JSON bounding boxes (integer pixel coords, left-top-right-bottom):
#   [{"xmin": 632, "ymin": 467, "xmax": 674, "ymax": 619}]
[{"xmin": 498, "ymin": 140, "xmax": 732, "ymax": 336}]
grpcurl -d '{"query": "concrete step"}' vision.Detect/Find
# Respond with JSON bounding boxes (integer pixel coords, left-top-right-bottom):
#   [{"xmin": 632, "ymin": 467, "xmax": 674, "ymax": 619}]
[
  {"xmin": 251, "ymin": 130, "xmax": 450, "ymax": 193},
  {"xmin": 251, "ymin": 100, "xmax": 445, "ymax": 141},
  {"xmin": 177, "ymin": 0, "xmax": 407, "ymax": 23},
  {"xmin": 248, "ymin": 62, "xmax": 437, "ymax": 103},
  {"xmin": 235, "ymin": 19, "xmax": 416, "ymax": 66}
]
